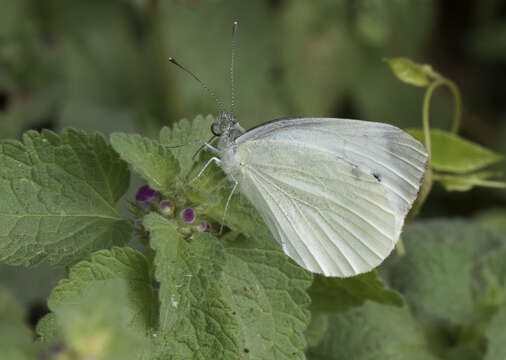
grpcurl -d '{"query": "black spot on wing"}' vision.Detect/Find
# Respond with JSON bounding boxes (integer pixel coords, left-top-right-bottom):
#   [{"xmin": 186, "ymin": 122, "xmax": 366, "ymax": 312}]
[{"xmin": 372, "ymin": 173, "xmax": 382, "ymax": 182}]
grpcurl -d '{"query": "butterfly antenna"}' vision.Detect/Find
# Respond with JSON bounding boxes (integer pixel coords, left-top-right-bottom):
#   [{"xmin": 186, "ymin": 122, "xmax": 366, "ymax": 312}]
[
  {"xmin": 230, "ymin": 21, "xmax": 238, "ymax": 116},
  {"xmin": 168, "ymin": 57, "xmax": 226, "ymax": 114}
]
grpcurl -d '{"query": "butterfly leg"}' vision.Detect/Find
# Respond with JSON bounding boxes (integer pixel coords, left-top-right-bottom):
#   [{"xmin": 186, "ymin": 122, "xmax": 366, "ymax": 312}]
[
  {"xmin": 220, "ymin": 178, "xmax": 238, "ymax": 234},
  {"xmin": 190, "ymin": 156, "xmax": 221, "ymax": 184}
]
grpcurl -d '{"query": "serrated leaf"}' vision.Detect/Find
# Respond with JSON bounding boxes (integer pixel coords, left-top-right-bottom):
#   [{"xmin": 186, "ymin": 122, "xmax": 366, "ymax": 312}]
[
  {"xmin": 434, "ymin": 171, "xmax": 504, "ymax": 191},
  {"xmin": 143, "ymin": 213, "xmax": 238, "ymax": 359},
  {"xmin": 0, "ymin": 129, "xmax": 132, "ymax": 267},
  {"xmin": 408, "ymin": 129, "xmax": 504, "ymax": 173},
  {"xmin": 308, "ymin": 271, "xmax": 403, "ymax": 312},
  {"xmin": 159, "ymin": 115, "xmax": 214, "ymax": 180},
  {"xmin": 44, "ymin": 247, "xmax": 157, "ymax": 335},
  {"xmin": 221, "ymin": 233, "xmax": 312, "ymax": 359},
  {"xmin": 382, "ymin": 219, "xmax": 503, "ymax": 323},
  {"xmin": 307, "ymin": 302, "xmax": 438, "ymax": 360},
  {"xmin": 386, "ymin": 57, "xmax": 432, "ymax": 87},
  {"xmin": 144, "ymin": 212, "xmax": 312, "ymax": 359},
  {"xmin": 0, "ymin": 287, "xmax": 39, "ymax": 360},
  {"xmin": 110, "ymin": 133, "xmax": 180, "ymax": 193},
  {"xmin": 485, "ymin": 306, "xmax": 506, "ymax": 360}
]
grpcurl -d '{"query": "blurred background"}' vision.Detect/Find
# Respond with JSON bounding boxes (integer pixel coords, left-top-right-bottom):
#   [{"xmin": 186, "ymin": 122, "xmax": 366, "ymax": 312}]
[{"xmin": 1, "ymin": 0, "xmax": 505, "ymax": 321}]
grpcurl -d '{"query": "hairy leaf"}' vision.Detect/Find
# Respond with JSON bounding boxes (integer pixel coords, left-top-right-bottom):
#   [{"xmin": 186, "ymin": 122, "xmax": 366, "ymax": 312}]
[
  {"xmin": 144, "ymin": 213, "xmax": 238, "ymax": 359},
  {"xmin": 222, "ymin": 233, "xmax": 312, "ymax": 359},
  {"xmin": 383, "ymin": 219, "xmax": 503, "ymax": 323},
  {"xmin": 46, "ymin": 247, "xmax": 158, "ymax": 333},
  {"xmin": 0, "ymin": 129, "xmax": 132, "ymax": 267},
  {"xmin": 159, "ymin": 115, "xmax": 215, "ymax": 180},
  {"xmin": 144, "ymin": 213, "xmax": 312, "ymax": 359},
  {"xmin": 308, "ymin": 271, "xmax": 403, "ymax": 312},
  {"xmin": 55, "ymin": 280, "xmax": 150, "ymax": 360},
  {"xmin": 307, "ymin": 302, "xmax": 438, "ymax": 360},
  {"xmin": 110, "ymin": 133, "xmax": 180, "ymax": 193},
  {"xmin": 408, "ymin": 129, "xmax": 503, "ymax": 173},
  {"xmin": 485, "ymin": 306, "xmax": 506, "ymax": 360}
]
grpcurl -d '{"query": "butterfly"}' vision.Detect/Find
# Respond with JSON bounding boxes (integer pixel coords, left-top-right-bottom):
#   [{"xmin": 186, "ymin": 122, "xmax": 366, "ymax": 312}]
[{"xmin": 169, "ymin": 22, "xmax": 428, "ymax": 277}]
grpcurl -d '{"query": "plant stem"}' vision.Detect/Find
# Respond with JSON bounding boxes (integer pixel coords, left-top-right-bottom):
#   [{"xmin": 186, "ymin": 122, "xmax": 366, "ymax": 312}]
[
  {"xmin": 473, "ymin": 180, "xmax": 506, "ymax": 188},
  {"xmin": 444, "ymin": 79, "xmax": 462, "ymax": 134}
]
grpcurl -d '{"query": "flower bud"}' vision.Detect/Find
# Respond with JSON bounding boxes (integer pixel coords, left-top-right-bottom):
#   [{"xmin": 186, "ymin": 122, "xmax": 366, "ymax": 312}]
[
  {"xmin": 181, "ymin": 208, "xmax": 196, "ymax": 223},
  {"xmin": 198, "ymin": 221, "xmax": 211, "ymax": 233},
  {"xmin": 159, "ymin": 200, "xmax": 173, "ymax": 215},
  {"xmin": 136, "ymin": 185, "xmax": 159, "ymax": 209}
]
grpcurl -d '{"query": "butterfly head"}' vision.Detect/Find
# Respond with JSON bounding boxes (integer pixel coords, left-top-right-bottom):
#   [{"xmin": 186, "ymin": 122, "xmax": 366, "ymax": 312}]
[{"xmin": 212, "ymin": 111, "xmax": 244, "ymax": 140}]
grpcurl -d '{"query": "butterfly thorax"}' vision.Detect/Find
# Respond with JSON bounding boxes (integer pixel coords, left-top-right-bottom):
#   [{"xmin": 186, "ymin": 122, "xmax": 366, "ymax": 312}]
[{"xmin": 215, "ymin": 112, "xmax": 245, "ymax": 181}]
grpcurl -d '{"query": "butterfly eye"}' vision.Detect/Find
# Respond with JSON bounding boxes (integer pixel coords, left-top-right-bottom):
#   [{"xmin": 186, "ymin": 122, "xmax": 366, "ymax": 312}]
[{"xmin": 211, "ymin": 123, "xmax": 223, "ymax": 136}]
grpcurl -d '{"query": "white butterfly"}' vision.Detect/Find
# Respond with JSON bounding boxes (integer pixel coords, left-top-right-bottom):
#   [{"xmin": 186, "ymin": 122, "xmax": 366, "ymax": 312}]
[{"xmin": 169, "ymin": 22, "xmax": 428, "ymax": 277}]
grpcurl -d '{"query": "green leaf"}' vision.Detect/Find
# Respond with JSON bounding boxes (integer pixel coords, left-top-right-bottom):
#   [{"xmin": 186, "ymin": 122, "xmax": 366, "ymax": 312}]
[
  {"xmin": 485, "ymin": 306, "xmax": 506, "ymax": 360},
  {"xmin": 474, "ymin": 249, "xmax": 506, "ymax": 311},
  {"xmin": 0, "ymin": 287, "xmax": 39, "ymax": 360},
  {"xmin": 43, "ymin": 247, "xmax": 158, "ymax": 335},
  {"xmin": 308, "ymin": 271, "xmax": 403, "ymax": 312},
  {"xmin": 144, "ymin": 213, "xmax": 313, "ymax": 359},
  {"xmin": 434, "ymin": 171, "xmax": 504, "ymax": 191},
  {"xmin": 143, "ymin": 213, "xmax": 238, "ymax": 359},
  {"xmin": 54, "ymin": 280, "xmax": 151, "ymax": 360},
  {"xmin": 307, "ymin": 302, "xmax": 438, "ymax": 360},
  {"xmin": 110, "ymin": 132, "xmax": 180, "ymax": 193},
  {"xmin": 382, "ymin": 219, "xmax": 503, "ymax": 323},
  {"xmin": 159, "ymin": 115, "xmax": 214, "ymax": 180},
  {"xmin": 221, "ymin": 233, "xmax": 312, "ymax": 359},
  {"xmin": 0, "ymin": 129, "xmax": 132, "ymax": 267},
  {"xmin": 408, "ymin": 129, "xmax": 504, "ymax": 173},
  {"xmin": 385, "ymin": 57, "xmax": 432, "ymax": 87}
]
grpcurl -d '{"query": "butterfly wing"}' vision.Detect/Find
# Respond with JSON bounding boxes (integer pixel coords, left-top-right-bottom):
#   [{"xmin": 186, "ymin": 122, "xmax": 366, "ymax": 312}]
[{"xmin": 232, "ymin": 118, "xmax": 428, "ymax": 277}]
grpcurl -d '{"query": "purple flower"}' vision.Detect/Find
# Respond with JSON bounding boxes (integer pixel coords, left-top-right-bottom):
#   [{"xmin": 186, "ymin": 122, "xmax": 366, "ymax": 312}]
[
  {"xmin": 198, "ymin": 221, "xmax": 211, "ymax": 233},
  {"xmin": 136, "ymin": 185, "xmax": 159, "ymax": 209},
  {"xmin": 159, "ymin": 200, "xmax": 173, "ymax": 215},
  {"xmin": 181, "ymin": 208, "xmax": 196, "ymax": 223}
]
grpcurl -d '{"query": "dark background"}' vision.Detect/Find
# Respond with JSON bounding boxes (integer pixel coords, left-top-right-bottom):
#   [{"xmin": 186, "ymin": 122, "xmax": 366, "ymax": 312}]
[{"xmin": 1, "ymin": 0, "xmax": 505, "ymax": 317}]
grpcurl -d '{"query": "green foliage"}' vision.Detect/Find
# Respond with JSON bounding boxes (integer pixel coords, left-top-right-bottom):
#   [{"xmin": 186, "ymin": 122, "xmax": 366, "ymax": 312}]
[
  {"xmin": 144, "ymin": 213, "xmax": 237, "ymax": 359},
  {"xmin": 307, "ymin": 302, "xmax": 438, "ymax": 360},
  {"xmin": 0, "ymin": 1, "xmax": 505, "ymax": 358},
  {"xmin": 110, "ymin": 132, "xmax": 180, "ymax": 193},
  {"xmin": 408, "ymin": 129, "xmax": 503, "ymax": 174},
  {"xmin": 383, "ymin": 220, "xmax": 502, "ymax": 323},
  {"xmin": 45, "ymin": 247, "xmax": 158, "ymax": 335},
  {"xmin": 159, "ymin": 115, "xmax": 215, "ymax": 179},
  {"xmin": 144, "ymin": 211, "xmax": 313, "ymax": 359},
  {"xmin": 52, "ymin": 280, "xmax": 151, "ymax": 360},
  {"xmin": 385, "ymin": 57, "xmax": 432, "ymax": 87},
  {"xmin": 308, "ymin": 271, "xmax": 403, "ymax": 312},
  {"xmin": 0, "ymin": 129, "xmax": 132, "ymax": 267},
  {"xmin": 434, "ymin": 171, "xmax": 504, "ymax": 191},
  {"xmin": 485, "ymin": 306, "xmax": 506, "ymax": 360}
]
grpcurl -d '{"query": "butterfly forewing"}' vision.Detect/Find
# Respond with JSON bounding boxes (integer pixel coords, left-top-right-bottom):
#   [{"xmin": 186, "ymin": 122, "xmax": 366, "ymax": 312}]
[{"xmin": 232, "ymin": 118, "xmax": 428, "ymax": 277}]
